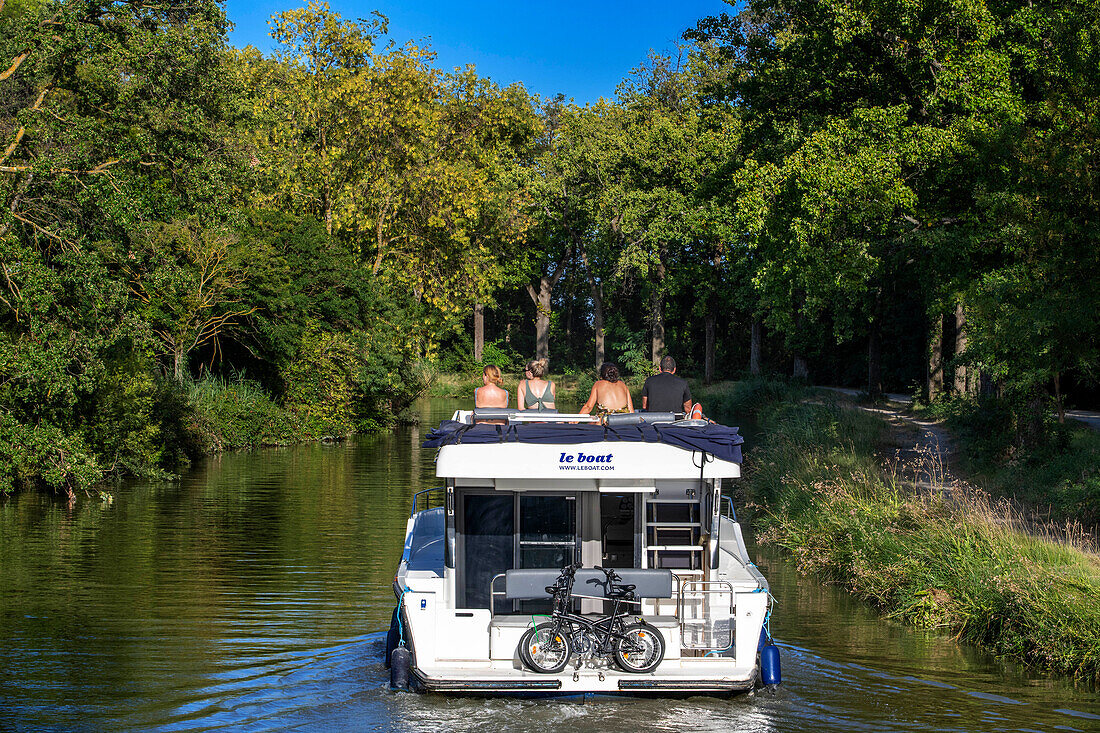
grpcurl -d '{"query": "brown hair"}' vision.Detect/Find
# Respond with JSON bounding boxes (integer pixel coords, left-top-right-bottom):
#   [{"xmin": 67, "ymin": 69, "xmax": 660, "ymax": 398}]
[
  {"xmin": 526, "ymin": 359, "xmax": 547, "ymax": 379},
  {"xmin": 599, "ymin": 362, "xmax": 620, "ymax": 383},
  {"xmin": 482, "ymin": 364, "xmax": 502, "ymax": 386}
]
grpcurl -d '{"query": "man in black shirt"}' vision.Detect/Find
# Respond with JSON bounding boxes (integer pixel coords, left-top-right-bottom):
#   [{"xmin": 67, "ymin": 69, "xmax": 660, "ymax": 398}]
[{"xmin": 641, "ymin": 356, "xmax": 692, "ymax": 413}]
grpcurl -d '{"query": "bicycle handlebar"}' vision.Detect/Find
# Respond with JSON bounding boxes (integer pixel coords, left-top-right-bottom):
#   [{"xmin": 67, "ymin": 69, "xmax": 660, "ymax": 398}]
[{"xmin": 593, "ymin": 565, "xmax": 621, "ymax": 582}]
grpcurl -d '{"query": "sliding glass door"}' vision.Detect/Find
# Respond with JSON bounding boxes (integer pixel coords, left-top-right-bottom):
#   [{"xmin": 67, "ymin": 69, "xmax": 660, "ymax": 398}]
[{"xmin": 459, "ymin": 492, "xmax": 578, "ymax": 611}]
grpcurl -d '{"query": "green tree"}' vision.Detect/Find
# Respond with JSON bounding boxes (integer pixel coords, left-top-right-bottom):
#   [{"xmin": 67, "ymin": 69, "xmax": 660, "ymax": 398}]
[{"xmin": 0, "ymin": 0, "xmax": 236, "ymax": 492}]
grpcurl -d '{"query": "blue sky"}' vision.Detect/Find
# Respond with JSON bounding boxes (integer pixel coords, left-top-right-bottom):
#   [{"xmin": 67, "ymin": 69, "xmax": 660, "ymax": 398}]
[{"xmin": 225, "ymin": 1, "xmax": 736, "ymax": 105}]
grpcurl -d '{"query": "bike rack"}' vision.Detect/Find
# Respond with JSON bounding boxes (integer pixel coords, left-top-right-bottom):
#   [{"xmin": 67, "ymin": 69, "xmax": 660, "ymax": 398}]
[
  {"xmin": 488, "ymin": 575, "xmax": 646, "ymax": 617},
  {"xmin": 677, "ymin": 580, "xmax": 734, "ymax": 650}
]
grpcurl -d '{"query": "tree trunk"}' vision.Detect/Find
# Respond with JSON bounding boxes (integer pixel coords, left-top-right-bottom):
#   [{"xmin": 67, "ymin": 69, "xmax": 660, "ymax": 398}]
[
  {"xmin": 792, "ymin": 356, "xmax": 809, "ymax": 381},
  {"xmin": 593, "ymin": 296, "xmax": 605, "ymax": 371},
  {"xmin": 651, "ymin": 288, "xmax": 665, "ymax": 368},
  {"xmin": 172, "ymin": 348, "xmax": 185, "ymax": 384},
  {"xmin": 1054, "ymin": 372, "xmax": 1064, "ymax": 424},
  {"xmin": 527, "ymin": 278, "xmax": 553, "ymax": 367},
  {"xmin": 954, "ymin": 301, "xmax": 969, "ymax": 395},
  {"xmin": 650, "ymin": 256, "xmax": 667, "ymax": 369},
  {"xmin": 704, "ymin": 310, "xmax": 716, "ymax": 385},
  {"xmin": 525, "ymin": 251, "xmax": 570, "ymax": 371},
  {"xmin": 579, "ymin": 246, "xmax": 605, "ymax": 371},
  {"xmin": 927, "ymin": 312, "xmax": 945, "ymax": 403},
  {"xmin": 868, "ymin": 319, "xmax": 882, "ymax": 400},
  {"xmin": 750, "ymin": 320, "xmax": 762, "ymax": 376},
  {"xmin": 473, "ymin": 302, "xmax": 484, "ymax": 363}
]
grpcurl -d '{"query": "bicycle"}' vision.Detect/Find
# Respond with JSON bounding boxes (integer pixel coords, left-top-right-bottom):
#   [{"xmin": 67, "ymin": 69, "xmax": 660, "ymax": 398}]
[{"xmin": 518, "ymin": 563, "xmax": 665, "ymax": 674}]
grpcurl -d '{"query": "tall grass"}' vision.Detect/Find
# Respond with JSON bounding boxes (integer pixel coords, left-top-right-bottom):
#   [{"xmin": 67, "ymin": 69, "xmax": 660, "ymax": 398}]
[
  {"xmin": 702, "ymin": 380, "xmax": 1100, "ymax": 683},
  {"xmin": 187, "ymin": 375, "xmax": 298, "ymax": 451},
  {"xmin": 919, "ymin": 398, "xmax": 1100, "ymax": 526}
]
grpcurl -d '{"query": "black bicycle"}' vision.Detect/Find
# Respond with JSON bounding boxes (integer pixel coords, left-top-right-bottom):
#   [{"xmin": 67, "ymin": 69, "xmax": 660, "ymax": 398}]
[{"xmin": 518, "ymin": 563, "xmax": 665, "ymax": 674}]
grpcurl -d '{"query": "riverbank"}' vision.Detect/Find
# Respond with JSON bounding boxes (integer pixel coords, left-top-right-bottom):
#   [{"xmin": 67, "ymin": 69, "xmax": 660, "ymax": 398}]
[
  {"xmin": 703, "ymin": 380, "xmax": 1100, "ymax": 683},
  {"xmin": 0, "ymin": 372, "xmax": 391, "ymax": 501}
]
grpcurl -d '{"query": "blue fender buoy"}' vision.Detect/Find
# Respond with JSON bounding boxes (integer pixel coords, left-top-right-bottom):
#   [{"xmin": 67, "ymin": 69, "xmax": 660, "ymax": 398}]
[
  {"xmin": 390, "ymin": 646, "xmax": 411, "ymax": 690},
  {"xmin": 760, "ymin": 641, "xmax": 782, "ymax": 686},
  {"xmin": 384, "ymin": 607, "xmax": 400, "ymax": 668}
]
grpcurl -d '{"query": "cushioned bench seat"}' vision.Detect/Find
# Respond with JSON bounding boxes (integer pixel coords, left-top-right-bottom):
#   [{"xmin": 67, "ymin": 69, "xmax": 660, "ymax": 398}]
[{"xmin": 490, "ymin": 614, "xmax": 679, "ymax": 628}]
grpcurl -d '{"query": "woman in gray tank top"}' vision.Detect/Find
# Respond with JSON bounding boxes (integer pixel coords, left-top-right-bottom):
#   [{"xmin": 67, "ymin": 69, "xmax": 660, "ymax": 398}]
[{"xmin": 517, "ymin": 359, "xmax": 556, "ymax": 411}]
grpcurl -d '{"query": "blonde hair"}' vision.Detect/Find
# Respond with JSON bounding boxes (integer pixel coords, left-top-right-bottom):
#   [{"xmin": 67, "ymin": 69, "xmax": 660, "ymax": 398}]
[
  {"xmin": 482, "ymin": 364, "xmax": 503, "ymax": 386},
  {"xmin": 526, "ymin": 359, "xmax": 547, "ymax": 379}
]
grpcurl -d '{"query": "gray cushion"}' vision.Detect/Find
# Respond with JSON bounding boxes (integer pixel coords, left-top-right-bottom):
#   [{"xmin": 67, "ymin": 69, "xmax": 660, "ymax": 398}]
[
  {"xmin": 605, "ymin": 412, "xmax": 676, "ymax": 427},
  {"xmin": 504, "ymin": 568, "xmax": 674, "ymax": 600}
]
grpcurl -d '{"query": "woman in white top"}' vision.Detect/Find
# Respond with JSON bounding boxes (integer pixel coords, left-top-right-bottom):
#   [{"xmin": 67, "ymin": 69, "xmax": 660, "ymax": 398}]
[{"xmin": 517, "ymin": 359, "xmax": 556, "ymax": 411}]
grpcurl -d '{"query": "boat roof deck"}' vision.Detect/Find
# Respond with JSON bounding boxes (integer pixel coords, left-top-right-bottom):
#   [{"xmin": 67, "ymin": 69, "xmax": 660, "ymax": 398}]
[{"xmin": 423, "ymin": 410, "xmax": 744, "ymax": 467}]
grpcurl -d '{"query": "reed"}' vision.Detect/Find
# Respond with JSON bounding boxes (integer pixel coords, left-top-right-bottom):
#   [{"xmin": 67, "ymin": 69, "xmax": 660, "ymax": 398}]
[{"xmin": 703, "ymin": 381, "xmax": 1100, "ymax": 683}]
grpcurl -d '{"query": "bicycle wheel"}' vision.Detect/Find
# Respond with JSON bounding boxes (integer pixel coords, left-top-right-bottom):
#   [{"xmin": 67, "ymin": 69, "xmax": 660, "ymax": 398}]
[
  {"xmin": 613, "ymin": 623, "xmax": 665, "ymax": 673},
  {"xmin": 519, "ymin": 622, "xmax": 572, "ymax": 674}
]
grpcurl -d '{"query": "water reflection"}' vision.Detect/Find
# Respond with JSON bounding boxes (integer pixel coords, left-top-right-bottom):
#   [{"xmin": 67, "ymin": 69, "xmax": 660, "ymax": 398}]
[{"xmin": 0, "ymin": 398, "xmax": 1097, "ymax": 732}]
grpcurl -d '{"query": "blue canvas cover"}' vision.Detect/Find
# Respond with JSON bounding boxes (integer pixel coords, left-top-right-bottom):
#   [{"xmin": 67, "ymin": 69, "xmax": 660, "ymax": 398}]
[{"xmin": 422, "ymin": 420, "xmax": 743, "ymax": 464}]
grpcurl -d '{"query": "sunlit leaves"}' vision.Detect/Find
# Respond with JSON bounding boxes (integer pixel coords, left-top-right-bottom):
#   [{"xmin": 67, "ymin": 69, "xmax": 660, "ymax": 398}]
[{"xmin": 238, "ymin": 4, "xmax": 539, "ymax": 341}]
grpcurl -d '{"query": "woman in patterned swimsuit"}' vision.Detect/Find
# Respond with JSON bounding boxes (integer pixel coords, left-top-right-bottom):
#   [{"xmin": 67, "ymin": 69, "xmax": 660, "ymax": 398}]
[
  {"xmin": 517, "ymin": 359, "xmax": 557, "ymax": 411},
  {"xmin": 579, "ymin": 362, "xmax": 633, "ymax": 417}
]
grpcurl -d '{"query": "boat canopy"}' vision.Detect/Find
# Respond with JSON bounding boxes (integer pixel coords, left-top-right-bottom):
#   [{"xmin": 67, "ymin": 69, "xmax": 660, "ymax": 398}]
[{"xmin": 423, "ymin": 419, "xmax": 743, "ymax": 464}]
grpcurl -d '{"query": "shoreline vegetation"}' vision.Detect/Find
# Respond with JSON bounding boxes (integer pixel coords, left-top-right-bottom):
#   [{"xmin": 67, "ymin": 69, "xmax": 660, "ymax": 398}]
[
  {"xmin": 3, "ymin": 1, "xmax": 1098, "ymax": 511},
  {"xmin": 702, "ymin": 380, "xmax": 1100, "ymax": 684}
]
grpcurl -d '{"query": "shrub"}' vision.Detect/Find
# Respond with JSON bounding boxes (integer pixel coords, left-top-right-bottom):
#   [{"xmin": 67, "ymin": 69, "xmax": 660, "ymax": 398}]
[
  {"xmin": 282, "ymin": 327, "xmax": 358, "ymax": 438},
  {"xmin": 0, "ymin": 415, "xmax": 101, "ymax": 497},
  {"xmin": 188, "ymin": 375, "xmax": 294, "ymax": 450}
]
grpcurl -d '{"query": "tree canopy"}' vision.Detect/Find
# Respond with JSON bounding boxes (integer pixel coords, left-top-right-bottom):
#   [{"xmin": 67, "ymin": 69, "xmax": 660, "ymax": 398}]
[{"xmin": 1, "ymin": 0, "xmax": 1096, "ymax": 494}]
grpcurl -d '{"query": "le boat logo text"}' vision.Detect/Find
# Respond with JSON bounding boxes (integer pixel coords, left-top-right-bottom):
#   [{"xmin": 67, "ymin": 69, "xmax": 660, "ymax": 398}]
[{"xmin": 558, "ymin": 452, "xmax": 614, "ymax": 471}]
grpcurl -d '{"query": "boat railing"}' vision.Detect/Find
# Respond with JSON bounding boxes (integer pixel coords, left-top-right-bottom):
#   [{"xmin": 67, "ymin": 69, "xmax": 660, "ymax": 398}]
[
  {"xmin": 453, "ymin": 409, "xmax": 600, "ymax": 425},
  {"xmin": 411, "ymin": 486, "xmax": 444, "ymax": 516},
  {"xmin": 721, "ymin": 494, "xmax": 737, "ymax": 522},
  {"xmin": 677, "ymin": 580, "xmax": 735, "ymax": 650},
  {"xmin": 489, "ymin": 573, "xmax": 507, "ymax": 615}
]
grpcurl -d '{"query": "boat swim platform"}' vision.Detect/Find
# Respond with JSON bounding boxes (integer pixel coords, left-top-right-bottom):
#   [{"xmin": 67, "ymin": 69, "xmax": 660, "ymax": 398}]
[{"xmin": 411, "ymin": 658, "xmax": 758, "ymax": 695}]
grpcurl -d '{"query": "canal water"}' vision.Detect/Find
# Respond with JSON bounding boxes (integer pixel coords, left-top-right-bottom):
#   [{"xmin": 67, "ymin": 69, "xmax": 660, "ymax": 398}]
[{"xmin": 1, "ymin": 399, "xmax": 1097, "ymax": 732}]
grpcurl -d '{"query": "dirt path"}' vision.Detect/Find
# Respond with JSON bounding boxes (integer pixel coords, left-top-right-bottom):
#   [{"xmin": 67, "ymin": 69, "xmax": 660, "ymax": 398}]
[
  {"xmin": 1066, "ymin": 409, "xmax": 1100, "ymax": 432},
  {"xmin": 862, "ymin": 404, "xmax": 958, "ymax": 490},
  {"xmin": 818, "ymin": 387, "xmax": 1099, "ymax": 549},
  {"xmin": 816, "ymin": 387, "xmax": 954, "ymax": 471}
]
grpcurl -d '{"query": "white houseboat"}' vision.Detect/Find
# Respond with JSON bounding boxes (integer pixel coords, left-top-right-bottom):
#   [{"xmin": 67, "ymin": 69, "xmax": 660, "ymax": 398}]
[{"xmin": 387, "ymin": 408, "xmax": 775, "ymax": 695}]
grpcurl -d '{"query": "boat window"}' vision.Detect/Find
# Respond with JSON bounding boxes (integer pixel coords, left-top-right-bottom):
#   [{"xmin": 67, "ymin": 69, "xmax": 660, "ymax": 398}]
[
  {"xmin": 518, "ymin": 495, "xmax": 576, "ymax": 570},
  {"xmin": 461, "ymin": 494, "xmax": 514, "ymax": 609},
  {"xmin": 600, "ymin": 494, "xmax": 636, "ymax": 568}
]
